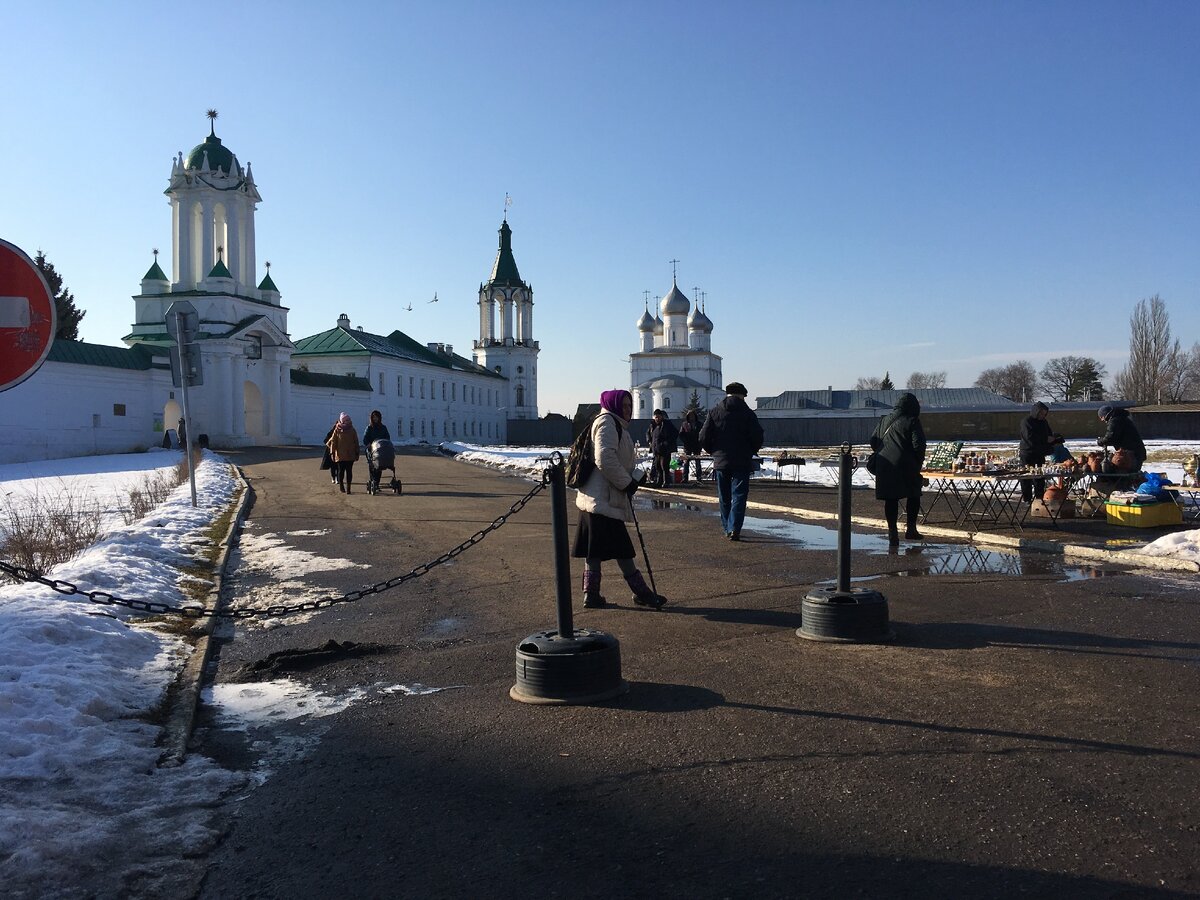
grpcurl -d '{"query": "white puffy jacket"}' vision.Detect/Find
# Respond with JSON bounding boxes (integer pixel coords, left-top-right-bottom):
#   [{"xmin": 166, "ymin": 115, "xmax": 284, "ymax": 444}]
[{"xmin": 574, "ymin": 411, "xmax": 641, "ymax": 522}]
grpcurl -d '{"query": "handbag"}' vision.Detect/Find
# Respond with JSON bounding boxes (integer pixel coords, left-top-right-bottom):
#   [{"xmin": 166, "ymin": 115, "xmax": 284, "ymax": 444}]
[{"xmin": 865, "ymin": 422, "xmax": 893, "ymax": 476}]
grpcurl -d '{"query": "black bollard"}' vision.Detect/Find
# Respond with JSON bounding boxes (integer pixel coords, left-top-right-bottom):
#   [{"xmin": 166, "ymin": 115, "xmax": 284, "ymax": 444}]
[
  {"xmin": 798, "ymin": 442, "xmax": 892, "ymax": 643},
  {"xmin": 548, "ymin": 455, "xmax": 574, "ymax": 640},
  {"xmin": 511, "ymin": 453, "xmax": 628, "ymax": 704}
]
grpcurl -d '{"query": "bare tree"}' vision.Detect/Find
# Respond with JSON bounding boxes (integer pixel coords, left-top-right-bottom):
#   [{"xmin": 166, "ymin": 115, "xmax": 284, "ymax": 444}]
[
  {"xmin": 974, "ymin": 361, "xmax": 1037, "ymax": 402},
  {"xmin": 1161, "ymin": 341, "xmax": 1200, "ymax": 403},
  {"xmin": 1038, "ymin": 356, "xmax": 1108, "ymax": 401},
  {"xmin": 906, "ymin": 371, "xmax": 947, "ymax": 389},
  {"xmin": 854, "ymin": 372, "xmax": 894, "ymax": 390},
  {"xmin": 1111, "ymin": 295, "xmax": 1180, "ymax": 403}
]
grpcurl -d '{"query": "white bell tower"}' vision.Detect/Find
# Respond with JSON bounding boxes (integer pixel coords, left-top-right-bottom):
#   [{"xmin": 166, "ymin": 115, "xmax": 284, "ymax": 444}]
[{"xmin": 473, "ymin": 217, "xmax": 539, "ymax": 419}]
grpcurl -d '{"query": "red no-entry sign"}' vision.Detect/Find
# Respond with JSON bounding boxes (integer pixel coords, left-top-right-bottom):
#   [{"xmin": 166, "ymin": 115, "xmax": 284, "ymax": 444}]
[{"xmin": 0, "ymin": 238, "xmax": 57, "ymax": 392}]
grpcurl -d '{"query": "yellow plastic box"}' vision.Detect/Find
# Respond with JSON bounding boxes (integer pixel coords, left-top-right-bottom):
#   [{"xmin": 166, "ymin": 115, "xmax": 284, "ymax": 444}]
[{"xmin": 1104, "ymin": 500, "xmax": 1183, "ymax": 528}]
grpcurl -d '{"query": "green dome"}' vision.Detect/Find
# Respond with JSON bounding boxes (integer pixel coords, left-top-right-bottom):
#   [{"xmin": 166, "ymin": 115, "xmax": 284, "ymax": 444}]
[{"xmin": 186, "ymin": 134, "xmax": 237, "ymax": 174}]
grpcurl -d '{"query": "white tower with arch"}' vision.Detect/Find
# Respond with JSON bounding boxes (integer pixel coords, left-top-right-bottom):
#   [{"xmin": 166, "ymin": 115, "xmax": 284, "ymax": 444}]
[
  {"xmin": 126, "ymin": 111, "xmax": 294, "ymax": 447},
  {"xmin": 472, "ymin": 218, "xmax": 539, "ymax": 419}
]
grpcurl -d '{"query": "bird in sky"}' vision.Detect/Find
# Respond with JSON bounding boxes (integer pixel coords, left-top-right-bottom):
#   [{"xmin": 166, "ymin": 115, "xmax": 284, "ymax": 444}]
[
  {"xmin": 428, "ymin": 292, "xmax": 439, "ymax": 304},
  {"xmin": 404, "ymin": 303, "xmax": 413, "ymax": 312}
]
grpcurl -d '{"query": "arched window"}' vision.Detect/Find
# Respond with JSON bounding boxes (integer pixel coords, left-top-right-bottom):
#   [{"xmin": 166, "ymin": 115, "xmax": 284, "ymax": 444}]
[{"xmin": 664, "ymin": 397, "xmax": 671, "ymax": 409}]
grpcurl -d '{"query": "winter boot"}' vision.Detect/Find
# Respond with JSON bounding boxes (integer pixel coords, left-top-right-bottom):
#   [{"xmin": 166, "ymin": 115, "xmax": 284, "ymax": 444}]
[
  {"xmin": 905, "ymin": 525, "xmax": 924, "ymax": 540},
  {"xmin": 582, "ymin": 569, "xmax": 607, "ymax": 608},
  {"xmin": 625, "ymin": 570, "xmax": 667, "ymax": 609},
  {"xmin": 887, "ymin": 524, "xmax": 900, "ymax": 548}
]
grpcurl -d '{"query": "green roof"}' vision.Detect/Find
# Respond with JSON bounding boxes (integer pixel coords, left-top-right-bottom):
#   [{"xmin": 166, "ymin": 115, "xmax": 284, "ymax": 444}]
[
  {"xmin": 293, "ymin": 325, "xmax": 505, "ymax": 379},
  {"xmin": 208, "ymin": 258, "xmax": 232, "ymax": 278},
  {"xmin": 258, "ymin": 271, "xmax": 279, "ymax": 292},
  {"xmin": 143, "ymin": 260, "xmax": 169, "ymax": 281},
  {"xmin": 186, "ymin": 134, "xmax": 236, "ymax": 174},
  {"xmin": 47, "ymin": 339, "xmax": 164, "ymax": 370},
  {"xmin": 487, "ymin": 219, "xmax": 525, "ymax": 287},
  {"xmin": 290, "ymin": 370, "xmax": 372, "ymax": 391}
]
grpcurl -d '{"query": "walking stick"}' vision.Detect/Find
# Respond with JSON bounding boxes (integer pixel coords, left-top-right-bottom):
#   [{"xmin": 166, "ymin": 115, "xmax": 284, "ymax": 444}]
[{"xmin": 627, "ymin": 497, "xmax": 658, "ymax": 598}]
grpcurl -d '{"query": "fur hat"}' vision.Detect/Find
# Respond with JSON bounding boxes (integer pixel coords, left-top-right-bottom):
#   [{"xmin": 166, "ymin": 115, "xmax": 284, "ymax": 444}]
[{"xmin": 725, "ymin": 382, "xmax": 748, "ymax": 396}]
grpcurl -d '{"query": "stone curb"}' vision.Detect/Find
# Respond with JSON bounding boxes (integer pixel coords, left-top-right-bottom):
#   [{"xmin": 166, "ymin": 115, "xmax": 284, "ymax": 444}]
[
  {"xmin": 158, "ymin": 460, "xmax": 254, "ymax": 767},
  {"xmin": 648, "ymin": 485, "xmax": 1200, "ymax": 575}
]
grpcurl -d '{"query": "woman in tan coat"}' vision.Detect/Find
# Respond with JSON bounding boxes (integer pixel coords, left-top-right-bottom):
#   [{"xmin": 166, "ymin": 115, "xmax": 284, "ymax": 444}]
[
  {"xmin": 572, "ymin": 389, "xmax": 666, "ymax": 609},
  {"xmin": 326, "ymin": 412, "xmax": 360, "ymax": 493}
]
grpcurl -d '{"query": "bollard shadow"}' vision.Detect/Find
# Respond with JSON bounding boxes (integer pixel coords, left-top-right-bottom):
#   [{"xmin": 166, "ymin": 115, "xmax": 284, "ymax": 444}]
[
  {"xmin": 614, "ymin": 682, "xmax": 1199, "ymax": 760},
  {"xmin": 890, "ymin": 620, "xmax": 1200, "ymax": 658},
  {"xmin": 661, "ymin": 603, "xmax": 804, "ymax": 629}
]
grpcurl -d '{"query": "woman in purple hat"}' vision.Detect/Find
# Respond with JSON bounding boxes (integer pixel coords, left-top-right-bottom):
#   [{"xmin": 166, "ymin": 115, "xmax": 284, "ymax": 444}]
[{"xmin": 572, "ymin": 389, "xmax": 667, "ymax": 609}]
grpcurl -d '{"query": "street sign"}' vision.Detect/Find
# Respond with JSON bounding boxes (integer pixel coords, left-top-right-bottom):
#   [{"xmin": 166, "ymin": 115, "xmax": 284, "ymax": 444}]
[
  {"xmin": 165, "ymin": 300, "xmax": 198, "ymax": 342},
  {"xmin": 0, "ymin": 238, "xmax": 57, "ymax": 392},
  {"xmin": 169, "ymin": 344, "xmax": 204, "ymax": 387}
]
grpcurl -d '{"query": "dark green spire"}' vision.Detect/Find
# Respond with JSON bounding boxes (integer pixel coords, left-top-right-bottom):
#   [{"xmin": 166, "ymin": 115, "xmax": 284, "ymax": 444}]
[{"xmin": 487, "ymin": 218, "xmax": 523, "ymax": 287}]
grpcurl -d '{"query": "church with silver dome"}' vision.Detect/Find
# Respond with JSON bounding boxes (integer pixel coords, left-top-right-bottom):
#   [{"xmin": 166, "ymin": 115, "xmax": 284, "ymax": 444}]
[{"xmin": 631, "ymin": 276, "xmax": 723, "ymax": 416}]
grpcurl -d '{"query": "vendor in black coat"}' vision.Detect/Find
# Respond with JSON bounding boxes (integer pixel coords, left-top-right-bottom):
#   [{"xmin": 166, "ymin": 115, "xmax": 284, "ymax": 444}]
[
  {"xmin": 647, "ymin": 409, "xmax": 679, "ymax": 487},
  {"xmin": 1018, "ymin": 401, "xmax": 1054, "ymax": 503},
  {"xmin": 870, "ymin": 392, "xmax": 927, "ymax": 547},
  {"xmin": 1097, "ymin": 406, "xmax": 1147, "ymax": 469},
  {"xmin": 678, "ymin": 409, "xmax": 704, "ymax": 482}
]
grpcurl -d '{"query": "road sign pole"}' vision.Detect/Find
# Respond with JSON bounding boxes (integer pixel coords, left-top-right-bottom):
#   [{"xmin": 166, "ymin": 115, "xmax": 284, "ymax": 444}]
[{"xmin": 175, "ymin": 311, "xmax": 198, "ymax": 507}]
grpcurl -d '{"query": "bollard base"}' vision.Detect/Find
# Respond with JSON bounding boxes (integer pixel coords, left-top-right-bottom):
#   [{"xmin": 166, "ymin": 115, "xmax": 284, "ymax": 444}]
[
  {"xmin": 510, "ymin": 628, "xmax": 629, "ymax": 705},
  {"xmin": 797, "ymin": 587, "xmax": 894, "ymax": 643}
]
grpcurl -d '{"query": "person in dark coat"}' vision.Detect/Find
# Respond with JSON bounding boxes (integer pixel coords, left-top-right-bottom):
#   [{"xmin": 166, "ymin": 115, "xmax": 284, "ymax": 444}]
[
  {"xmin": 699, "ymin": 382, "xmax": 764, "ymax": 541},
  {"xmin": 362, "ymin": 409, "xmax": 390, "ymax": 449},
  {"xmin": 678, "ymin": 408, "xmax": 703, "ymax": 482},
  {"xmin": 647, "ymin": 409, "xmax": 679, "ymax": 487},
  {"xmin": 1018, "ymin": 401, "xmax": 1054, "ymax": 503},
  {"xmin": 1097, "ymin": 406, "xmax": 1146, "ymax": 469},
  {"xmin": 870, "ymin": 392, "xmax": 927, "ymax": 547}
]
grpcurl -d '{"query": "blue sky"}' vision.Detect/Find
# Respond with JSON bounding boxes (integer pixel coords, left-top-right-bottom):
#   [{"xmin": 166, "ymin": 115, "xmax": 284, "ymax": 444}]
[{"xmin": 2, "ymin": 1, "xmax": 1196, "ymax": 416}]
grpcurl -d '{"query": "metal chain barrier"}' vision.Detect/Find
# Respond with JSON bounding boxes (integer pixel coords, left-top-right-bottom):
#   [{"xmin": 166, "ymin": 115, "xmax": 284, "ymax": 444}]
[{"xmin": 0, "ymin": 474, "xmax": 550, "ymax": 620}]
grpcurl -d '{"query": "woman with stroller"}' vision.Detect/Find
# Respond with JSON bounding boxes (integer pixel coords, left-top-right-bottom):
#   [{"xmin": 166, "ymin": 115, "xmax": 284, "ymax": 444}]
[
  {"xmin": 362, "ymin": 410, "xmax": 393, "ymax": 494},
  {"xmin": 326, "ymin": 412, "xmax": 360, "ymax": 493},
  {"xmin": 573, "ymin": 389, "xmax": 667, "ymax": 610}
]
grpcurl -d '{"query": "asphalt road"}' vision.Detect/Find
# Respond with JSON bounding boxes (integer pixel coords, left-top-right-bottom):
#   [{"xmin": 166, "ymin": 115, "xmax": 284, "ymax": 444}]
[{"xmin": 192, "ymin": 446, "xmax": 1199, "ymax": 899}]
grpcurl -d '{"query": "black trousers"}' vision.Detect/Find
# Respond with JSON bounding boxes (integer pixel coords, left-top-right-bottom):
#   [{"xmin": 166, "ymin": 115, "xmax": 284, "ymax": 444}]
[{"xmin": 652, "ymin": 452, "xmax": 673, "ymax": 486}]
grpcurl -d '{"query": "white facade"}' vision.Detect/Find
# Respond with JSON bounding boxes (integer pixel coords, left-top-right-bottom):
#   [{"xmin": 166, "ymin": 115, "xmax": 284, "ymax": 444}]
[
  {"xmin": 0, "ymin": 119, "xmax": 538, "ymax": 465},
  {"xmin": 472, "ymin": 219, "xmax": 539, "ymax": 420},
  {"xmin": 630, "ymin": 279, "xmax": 722, "ymax": 416}
]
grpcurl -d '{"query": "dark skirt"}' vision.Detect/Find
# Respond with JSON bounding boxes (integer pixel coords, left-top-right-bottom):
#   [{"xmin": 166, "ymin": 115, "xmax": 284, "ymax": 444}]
[{"xmin": 572, "ymin": 511, "xmax": 635, "ymax": 560}]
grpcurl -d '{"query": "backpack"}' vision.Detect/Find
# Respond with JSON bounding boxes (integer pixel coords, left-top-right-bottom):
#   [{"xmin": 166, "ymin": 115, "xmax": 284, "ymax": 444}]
[{"xmin": 566, "ymin": 414, "xmax": 622, "ymax": 488}]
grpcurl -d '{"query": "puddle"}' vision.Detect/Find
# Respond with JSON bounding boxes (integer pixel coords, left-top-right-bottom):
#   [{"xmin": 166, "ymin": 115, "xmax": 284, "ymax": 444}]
[
  {"xmin": 738, "ymin": 514, "xmax": 898, "ymax": 552},
  {"xmin": 649, "ymin": 499, "xmax": 705, "ymax": 512},
  {"xmin": 721, "ymin": 514, "xmax": 1123, "ymax": 582}
]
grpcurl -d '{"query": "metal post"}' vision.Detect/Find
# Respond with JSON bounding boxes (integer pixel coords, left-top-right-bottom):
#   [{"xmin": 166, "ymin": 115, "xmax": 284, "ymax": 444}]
[
  {"xmin": 548, "ymin": 457, "xmax": 574, "ymax": 639},
  {"xmin": 836, "ymin": 442, "xmax": 852, "ymax": 593},
  {"xmin": 175, "ymin": 311, "xmax": 198, "ymax": 508}
]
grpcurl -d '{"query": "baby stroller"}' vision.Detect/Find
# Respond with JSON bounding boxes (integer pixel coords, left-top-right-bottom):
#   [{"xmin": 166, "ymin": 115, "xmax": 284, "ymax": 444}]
[{"xmin": 366, "ymin": 439, "xmax": 403, "ymax": 495}]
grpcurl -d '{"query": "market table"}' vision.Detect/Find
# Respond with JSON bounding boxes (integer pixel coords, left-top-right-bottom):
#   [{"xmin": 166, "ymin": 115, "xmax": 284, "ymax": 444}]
[
  {"xmin": 1162, "ymin": 485, "xmax": 1200, "ymax": 522},
  {"xmin": 918, "ymin": 469, "xmax": 1087, "ymax": 531},
  {"xmin": 1068, "ymin": 470, "xmax": 1146, "ymax": 517}
]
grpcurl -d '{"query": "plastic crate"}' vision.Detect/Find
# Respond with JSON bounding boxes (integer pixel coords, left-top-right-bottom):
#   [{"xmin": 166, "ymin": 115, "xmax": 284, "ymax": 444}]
[{"xmin": 1104, "ymin": 500, "xmax": 1183, "ymax": 528}]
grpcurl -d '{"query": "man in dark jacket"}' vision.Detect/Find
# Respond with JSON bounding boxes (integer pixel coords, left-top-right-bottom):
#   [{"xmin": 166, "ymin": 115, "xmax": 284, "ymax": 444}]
[
  {"xmin": 699, "ymin": 382, "xmax": 764, "ymax": 540},
  {"xmin": 678, "ymin": 408, "xmax": 704, "ymax": 482},
  {"xmin": 1018, "ymin": 401, "xmax": 1054, "ymax": 502},
  {"xmin": 647, "ymin": 409, "xmax": 679, "ymax": 487},
  {"xmin": 1097, "ymin": 406, "xmax": 1147, "ymax": 469}
]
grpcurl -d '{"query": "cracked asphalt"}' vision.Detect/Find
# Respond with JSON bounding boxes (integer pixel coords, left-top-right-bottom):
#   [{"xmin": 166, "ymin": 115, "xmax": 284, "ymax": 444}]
[{"xmin": 192, "ymin": 445, "xmax": 1199, "ymax": 899}]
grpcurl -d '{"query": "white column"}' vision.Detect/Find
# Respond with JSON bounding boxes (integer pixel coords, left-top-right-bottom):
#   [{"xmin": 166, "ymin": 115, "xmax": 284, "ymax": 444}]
[
  {"xmin": 244, "ymin": 198, "xmax": 256, "ymax": 290},
  {"xmin": 279, "ymin": 360, "xmax": 291, "ymax": 439},
  {"xmin": 220, "ymin": 353, "xmax": 235, "ymax": 437},
  {"xmin": 231, "ymin": 357, "xmax": 246, "ymax": 436},
  {"xmin": 170, "ymin": 199, "xmax": 182, "ymax": 284},
  {"xmin": 227, "ymin": 207, "xmax": 242, "ymax": 288},
  {"xmin": 521, "ymin": 300, "xmax": 533, "ymax": 342},
  {"xmin": 261, "ymin": 358, "xmax": 277, "ymax": 439}
]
